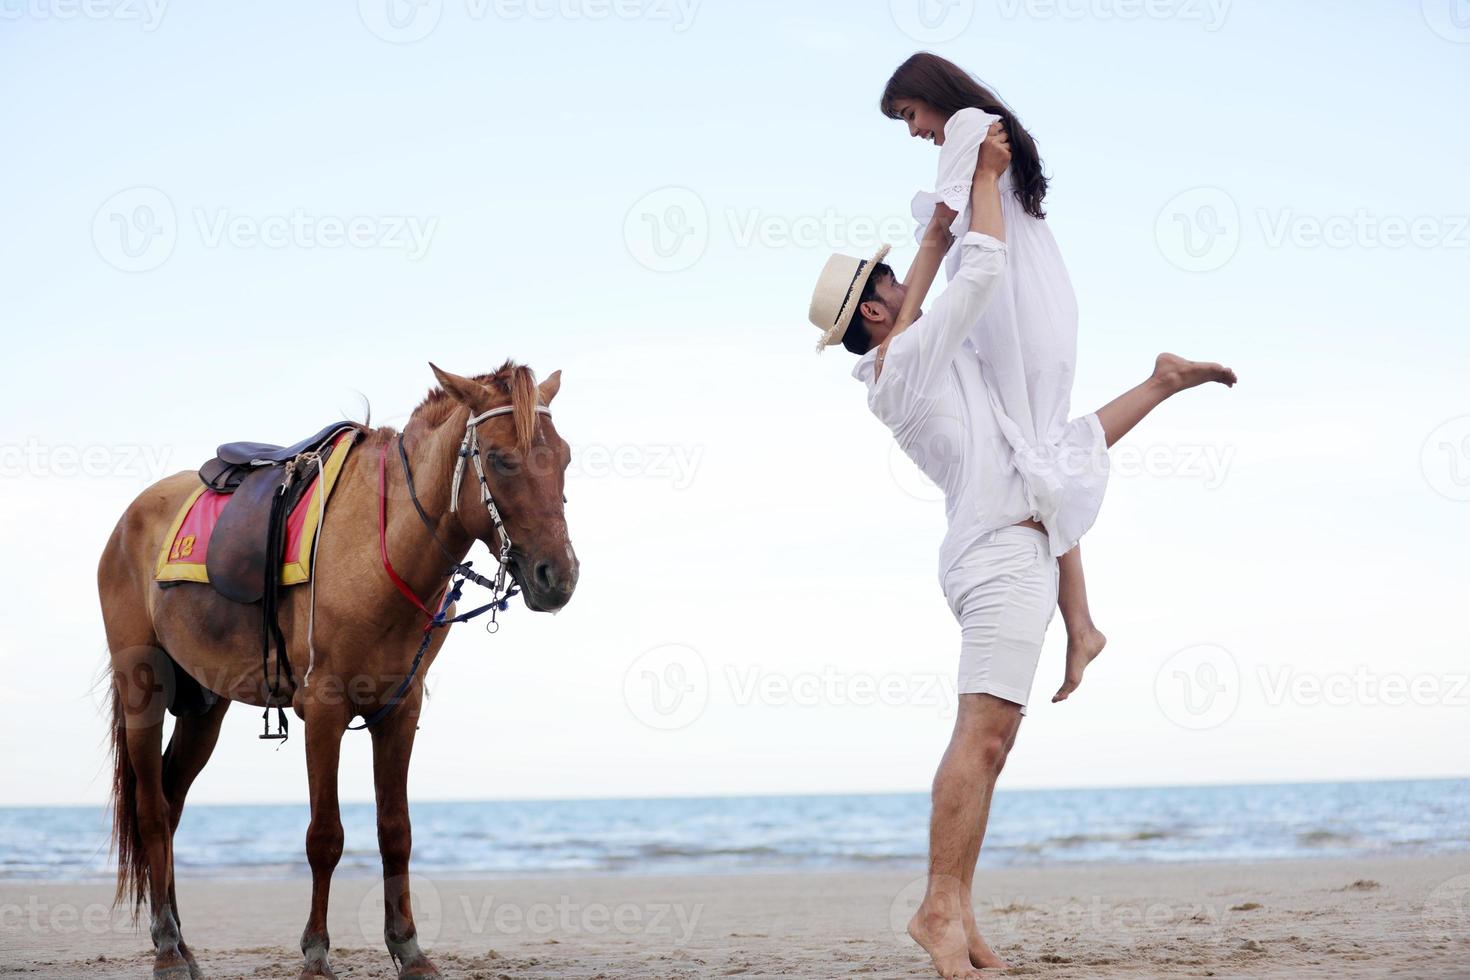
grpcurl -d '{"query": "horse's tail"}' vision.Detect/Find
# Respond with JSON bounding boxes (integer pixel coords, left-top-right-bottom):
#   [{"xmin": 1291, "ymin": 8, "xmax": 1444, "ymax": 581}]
[{"xmin": 109, "ymin": 683, "xmax": 147, "ymax": 919}]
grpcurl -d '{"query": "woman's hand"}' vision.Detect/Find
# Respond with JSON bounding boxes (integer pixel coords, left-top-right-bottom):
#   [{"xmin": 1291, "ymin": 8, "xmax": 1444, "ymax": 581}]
[{"xmin": 976, "ymin": 121, "xmax": 1011, "ymax": 181}]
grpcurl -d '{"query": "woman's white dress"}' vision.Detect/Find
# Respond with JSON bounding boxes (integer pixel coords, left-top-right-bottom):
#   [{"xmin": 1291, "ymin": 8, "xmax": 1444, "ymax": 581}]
[{"xmin": 911, "ymin": 107, "xmax": 1109, "ymax": 557}]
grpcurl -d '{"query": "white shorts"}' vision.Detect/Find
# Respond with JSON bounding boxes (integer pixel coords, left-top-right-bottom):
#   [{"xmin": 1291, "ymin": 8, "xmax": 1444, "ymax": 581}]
[{"xmin": 942, "ymin": 526, "xmax": 1059, "ymax": 713}]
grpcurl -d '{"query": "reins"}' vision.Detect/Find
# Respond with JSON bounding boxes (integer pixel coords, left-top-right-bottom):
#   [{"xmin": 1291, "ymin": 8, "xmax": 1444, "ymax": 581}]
[{"xmin": 349, "ymin": 402, "xmax": 551, "ymax": 731}]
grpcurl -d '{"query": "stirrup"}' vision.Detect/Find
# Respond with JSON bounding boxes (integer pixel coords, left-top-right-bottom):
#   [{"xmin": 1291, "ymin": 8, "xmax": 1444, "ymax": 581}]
[{"xmin": 260, "ymin": 706, "xmax": 289, "ymax": 741}]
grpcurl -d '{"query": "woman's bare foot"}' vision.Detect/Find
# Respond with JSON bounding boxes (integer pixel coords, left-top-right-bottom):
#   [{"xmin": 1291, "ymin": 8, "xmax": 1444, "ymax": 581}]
[
  {"xmin": 908, "ymin": 904, "xmax": 989, "ymax": 978},
  {"xmin": 1153, "ymin": 353, "xmax": 1237, "ymax": 393},
  {"xmin": 1053, "ymin": 627, "xmax": 1107, "ymax": 703}
]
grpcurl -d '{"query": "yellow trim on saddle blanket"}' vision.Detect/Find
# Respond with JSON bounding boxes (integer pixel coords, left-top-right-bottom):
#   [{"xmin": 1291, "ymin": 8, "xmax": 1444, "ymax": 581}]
[{"xmin": 154, "ymin": 431, "xmax": 356, "ymax": 587}]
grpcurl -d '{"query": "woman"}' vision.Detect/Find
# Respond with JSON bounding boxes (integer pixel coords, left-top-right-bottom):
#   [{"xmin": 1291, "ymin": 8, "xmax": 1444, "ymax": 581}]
[{"xmin": 881, "ymin": 51, "xmax": 1238, "ymax": 703}]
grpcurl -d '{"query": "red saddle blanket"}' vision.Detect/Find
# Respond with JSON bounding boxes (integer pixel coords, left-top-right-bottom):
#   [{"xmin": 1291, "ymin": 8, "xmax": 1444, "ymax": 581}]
[{"xmin": 155, "ymin": 431, "xmax": 355, "ymax": 587}]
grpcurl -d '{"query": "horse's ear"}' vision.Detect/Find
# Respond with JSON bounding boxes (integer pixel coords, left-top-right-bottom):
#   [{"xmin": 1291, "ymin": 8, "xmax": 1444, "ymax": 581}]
[
  {"xmin": 538, "ymin": 369, "xmax": 562, "ymax": 406},
  {"xmin": 429, "ymin": 362, "xmax": 489, "ymax": 405}
]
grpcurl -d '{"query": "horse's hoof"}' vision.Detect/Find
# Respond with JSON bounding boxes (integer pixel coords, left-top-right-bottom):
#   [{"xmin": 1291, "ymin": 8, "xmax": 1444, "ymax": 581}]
[
  {"xmin": 181, "ymin": 943, "xmax": 206, "ymax": 980},
  {"xmin": 153, "ymin": 966, "xmax": 193, "ymax": 980},
  {"xmin": 398, "ymin": 956, "xmax": 442, "ymax": 980},
  {"xmin": 298, "ymin": 968, "xmax": 337, "ymax": 980}
]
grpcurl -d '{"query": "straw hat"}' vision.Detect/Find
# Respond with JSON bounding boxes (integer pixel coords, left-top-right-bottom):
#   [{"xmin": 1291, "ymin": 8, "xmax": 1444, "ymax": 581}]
[{"xmin": 808, "ymin": 244, "xmax": 891, "ymax": 352}]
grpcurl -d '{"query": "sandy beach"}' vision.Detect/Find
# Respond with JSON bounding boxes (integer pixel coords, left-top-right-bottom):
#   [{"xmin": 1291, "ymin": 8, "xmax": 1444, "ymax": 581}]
[{"xmin": 4, "ymin": 855, "xmax": 1467, "ymax": 978}]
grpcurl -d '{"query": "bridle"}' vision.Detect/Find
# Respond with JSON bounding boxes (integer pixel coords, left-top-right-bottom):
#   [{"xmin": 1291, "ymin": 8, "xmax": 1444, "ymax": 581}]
[
  {"xmin": 356, "ymin": 399, "xmax": 553, "ymax": 732},
  {"xmin": 449, "ymin": 402, "xmax": 554, "ymax": 598}
]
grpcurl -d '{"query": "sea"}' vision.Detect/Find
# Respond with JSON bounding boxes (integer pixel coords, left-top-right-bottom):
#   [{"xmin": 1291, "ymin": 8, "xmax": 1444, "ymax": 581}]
[{"xmin": 2, "ymin": 779, "xmax": 1466, "ymax": 882}]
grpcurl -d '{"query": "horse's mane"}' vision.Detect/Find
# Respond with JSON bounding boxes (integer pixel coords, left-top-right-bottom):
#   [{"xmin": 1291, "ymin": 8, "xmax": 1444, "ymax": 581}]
[{"xmin": 411, "ymin": 360, "xmax": 539, "ymax": 454}]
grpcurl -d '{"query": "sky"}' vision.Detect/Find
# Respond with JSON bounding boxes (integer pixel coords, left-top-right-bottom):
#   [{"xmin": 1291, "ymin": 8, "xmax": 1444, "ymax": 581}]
[{"xmin": 1, "ymin": 0, "xmax": 1467, "ymax": 807}]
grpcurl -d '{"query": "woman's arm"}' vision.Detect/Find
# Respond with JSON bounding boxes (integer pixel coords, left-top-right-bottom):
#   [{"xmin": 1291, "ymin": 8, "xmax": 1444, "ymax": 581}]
[{"xmin": 894, "ymin": 204, "xmax": 956, "ymax": 332}]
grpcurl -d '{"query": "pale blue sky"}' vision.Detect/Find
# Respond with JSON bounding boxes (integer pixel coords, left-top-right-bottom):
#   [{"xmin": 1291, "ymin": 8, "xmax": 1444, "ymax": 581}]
[{"xmin": 2, "ymin": 1, "xmax": 1467, "ymax": 805}]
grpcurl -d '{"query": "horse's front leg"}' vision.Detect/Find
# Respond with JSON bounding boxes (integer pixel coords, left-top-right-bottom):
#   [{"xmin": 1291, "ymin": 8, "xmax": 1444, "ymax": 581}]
[
  {"xmin": 370, "ymin": 691, "xmax": 441, "ymax": 980},
  {"xmin": 299, "ymin": 697, "xmax": 350, "ymax": 979}
]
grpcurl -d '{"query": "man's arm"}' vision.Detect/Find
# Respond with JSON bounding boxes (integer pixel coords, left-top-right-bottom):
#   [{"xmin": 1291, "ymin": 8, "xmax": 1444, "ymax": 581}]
[
  {"xmin": 893, "ymin": 204, "xmax": 957, "ymax": 333},
  {"xmin": 875, "ymin": 123, "xmax": 1010, "ymax": 389}
]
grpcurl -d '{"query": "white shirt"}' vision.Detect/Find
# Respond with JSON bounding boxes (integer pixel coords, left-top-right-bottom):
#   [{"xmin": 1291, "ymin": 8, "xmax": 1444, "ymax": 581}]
[
  {"xmin": 911, "ymin": 107, "xmax": 1109, "ymax": 557},
  {"xmin": 853, "ymin": 232, "xmax": 1037, "ymax": 587}
]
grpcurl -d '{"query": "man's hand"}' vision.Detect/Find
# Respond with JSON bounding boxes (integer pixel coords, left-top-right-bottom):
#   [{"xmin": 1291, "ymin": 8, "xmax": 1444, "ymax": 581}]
[{"xmin": 976, "ymin": 121, "xmax": 1011, "ymax": 181}]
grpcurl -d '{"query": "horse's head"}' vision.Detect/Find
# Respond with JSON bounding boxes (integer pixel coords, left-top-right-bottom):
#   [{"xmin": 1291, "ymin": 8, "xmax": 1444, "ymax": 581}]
[{"xmin": 429, "ymin": 362, "xmax": 579, "ymax": 612}]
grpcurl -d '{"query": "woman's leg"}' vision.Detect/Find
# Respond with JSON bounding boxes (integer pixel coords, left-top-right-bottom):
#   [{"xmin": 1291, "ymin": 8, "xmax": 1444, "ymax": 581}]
[
  {"xmin": 1094, "ymin": 353, "xmax": 1236, "ymax": 447},
  {"xmin": 1053, "ymin": 547, "xmax": 1107, "ymax": 703},
  {"xmin": 1053, "ymin": 354, "xmax": 1235, "ymax": 702}
]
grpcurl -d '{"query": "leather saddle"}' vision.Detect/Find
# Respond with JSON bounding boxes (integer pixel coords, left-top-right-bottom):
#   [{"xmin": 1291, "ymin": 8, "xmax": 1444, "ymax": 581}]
[{"xmin": 199, "ymin": 421, "xmax": 356, "ymax": 604}]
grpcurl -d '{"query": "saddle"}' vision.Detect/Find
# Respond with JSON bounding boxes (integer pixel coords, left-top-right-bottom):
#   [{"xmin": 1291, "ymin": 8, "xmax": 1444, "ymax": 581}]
[
  {"xmin": 198, "ymin": 421, "xmax": 358, "ymax": 601},
  {"xmin": 194, "ymin": 420, "xmax": 358, "ymax": 740}
]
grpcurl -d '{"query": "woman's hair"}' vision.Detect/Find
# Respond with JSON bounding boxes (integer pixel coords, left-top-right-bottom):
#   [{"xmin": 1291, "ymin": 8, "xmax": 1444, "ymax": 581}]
[{"xmin": 881, "ymin": 52, "xmax": 1049, "ymax": 220}]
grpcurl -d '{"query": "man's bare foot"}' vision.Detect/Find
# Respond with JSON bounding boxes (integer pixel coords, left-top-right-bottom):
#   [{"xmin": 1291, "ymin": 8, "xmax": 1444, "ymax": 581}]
[
  {"xmin": 1053, "ymin": 627, "xmax": 1107, "ymax": 703},
  {"xmin": 1152, "ymin": 352, "xmax": 1237, "ymax": 393},
  {"xmin": 961, "ymin": 905, "xmax": 1010, "ymax": 969},
  {"xmin": 908, "ymin": 905, "xmax": 991, "ymax": 978}
]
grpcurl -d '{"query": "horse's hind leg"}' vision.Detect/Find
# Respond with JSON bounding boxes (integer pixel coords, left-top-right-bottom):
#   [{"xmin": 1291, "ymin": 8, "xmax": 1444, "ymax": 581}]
[
  {"xmin": 162, "ymin": 696, "xmax": 230, "ymax": 980},
  {"xmin": 111, "ymin": 644, "xmax": 193, "ymax": 980}
]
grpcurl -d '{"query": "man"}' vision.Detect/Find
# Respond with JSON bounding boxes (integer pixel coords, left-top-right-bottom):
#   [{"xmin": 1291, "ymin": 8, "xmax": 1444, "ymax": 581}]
[{"xmin": 807, "ymin": 123, "xmax": 1034, "ymax": 979}]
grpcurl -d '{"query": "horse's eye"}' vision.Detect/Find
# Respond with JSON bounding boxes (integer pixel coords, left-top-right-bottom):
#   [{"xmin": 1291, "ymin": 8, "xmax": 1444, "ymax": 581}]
[{"xmin": 562, "ymin": 494, "xmax": 569, "ymax": 504}]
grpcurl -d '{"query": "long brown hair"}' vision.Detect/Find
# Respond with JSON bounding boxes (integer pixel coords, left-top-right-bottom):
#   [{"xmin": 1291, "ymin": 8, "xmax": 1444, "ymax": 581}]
[{"xmin": 881, "ymin": 52, "xmax": 1049, "ymax": 220}]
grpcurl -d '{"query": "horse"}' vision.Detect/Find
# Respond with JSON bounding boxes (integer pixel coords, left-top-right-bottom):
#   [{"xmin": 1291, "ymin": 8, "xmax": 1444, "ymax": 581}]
[{"xmin": 97, "ymin": 361, "xmax": 579, "ymax": 980}]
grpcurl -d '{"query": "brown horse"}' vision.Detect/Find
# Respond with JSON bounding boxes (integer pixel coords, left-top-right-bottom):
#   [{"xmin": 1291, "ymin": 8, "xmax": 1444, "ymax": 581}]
[{"xmin": 98, "ymin": 362, "xmax": 579, "ymax": 980}]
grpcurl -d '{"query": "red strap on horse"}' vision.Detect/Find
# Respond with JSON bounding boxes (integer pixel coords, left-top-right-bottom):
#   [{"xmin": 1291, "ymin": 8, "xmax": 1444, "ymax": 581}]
[{"xmin": 378, "ymin": 441, "xmax": 443, "ymax": 627}]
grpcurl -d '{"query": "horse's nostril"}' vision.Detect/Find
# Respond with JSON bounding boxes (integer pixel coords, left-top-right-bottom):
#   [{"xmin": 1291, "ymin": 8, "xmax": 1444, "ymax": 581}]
[{"xmin": 534, "ymin": 561, "xmax": 555, "ymax": 591}]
